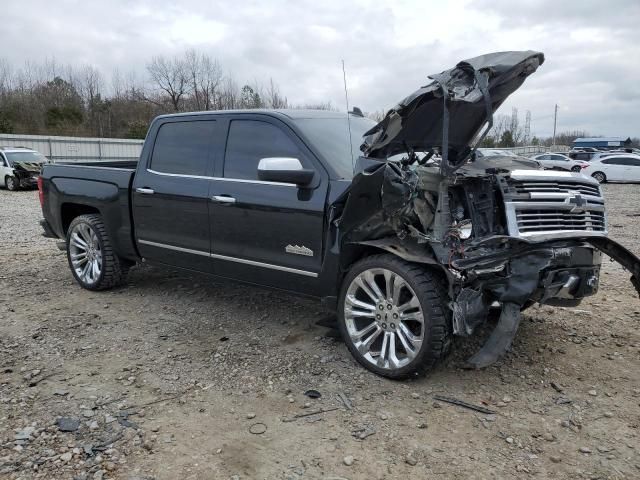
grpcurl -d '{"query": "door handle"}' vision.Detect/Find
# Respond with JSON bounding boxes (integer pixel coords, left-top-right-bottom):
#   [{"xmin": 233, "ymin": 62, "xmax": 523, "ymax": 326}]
[
  {"xmin": 211, "ymin": 195, "xmax": 236, "ymax": 204},
  {"xmin": 136, "ymin": 187, "xmax": 155, "ymax": 195}
]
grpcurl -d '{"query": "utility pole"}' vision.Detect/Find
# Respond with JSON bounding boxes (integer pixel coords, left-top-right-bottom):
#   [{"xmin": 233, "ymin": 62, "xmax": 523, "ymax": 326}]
[{"xmin": 552, "ymin": 104, "xmax": 558, "ymax": 147}]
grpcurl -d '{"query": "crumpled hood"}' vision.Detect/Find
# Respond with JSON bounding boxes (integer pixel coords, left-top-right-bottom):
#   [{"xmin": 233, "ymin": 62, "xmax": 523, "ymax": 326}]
[
  {"xmin": 13, "ymin": 161, "xmax": 44, "ymax": 174},
  {"xmin": 361, "ymin": 51, "xmax": 544, "ymax": 172}
]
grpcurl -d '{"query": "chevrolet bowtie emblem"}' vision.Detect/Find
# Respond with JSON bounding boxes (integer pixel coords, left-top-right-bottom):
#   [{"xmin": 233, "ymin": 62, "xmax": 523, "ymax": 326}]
[{"xmin": 568, "ymin": 192, "xmax": 585, "ymax": 213}]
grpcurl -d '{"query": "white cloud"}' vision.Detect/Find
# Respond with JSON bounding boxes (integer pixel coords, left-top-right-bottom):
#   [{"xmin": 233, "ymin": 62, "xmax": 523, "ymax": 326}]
[{"xmin": 1, "ymin": 0, "xmax": 638, "ymax": 137}]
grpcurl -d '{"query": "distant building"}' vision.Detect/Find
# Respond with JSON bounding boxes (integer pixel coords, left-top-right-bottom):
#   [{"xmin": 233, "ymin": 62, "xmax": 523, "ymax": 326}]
[{"xmin": 572, "ymin": 137, "xmax": 632, "ymax": 149}]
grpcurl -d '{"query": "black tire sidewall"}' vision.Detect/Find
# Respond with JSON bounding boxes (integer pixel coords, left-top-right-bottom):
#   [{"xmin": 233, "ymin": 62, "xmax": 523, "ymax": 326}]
[
  {"xmin": 6, "ymin": 176, "xmax": 18, "ymax": 191},
  {"xmin": 592, "ymin": 172, "xmax": 606, "ymax": 183},
  {"xmin": 66, "ymin": 216, "xmax": 107, "ymax": 290},
  {"xmin": 337, "ymin": 256, "xmax": 444, "ymax": 379}
]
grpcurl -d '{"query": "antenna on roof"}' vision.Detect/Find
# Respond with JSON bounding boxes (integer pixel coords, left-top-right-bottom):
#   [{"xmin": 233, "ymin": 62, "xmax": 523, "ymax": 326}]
[{"xmin": 342, "ymin": 59, "xmax": 355, "ymax": 172}]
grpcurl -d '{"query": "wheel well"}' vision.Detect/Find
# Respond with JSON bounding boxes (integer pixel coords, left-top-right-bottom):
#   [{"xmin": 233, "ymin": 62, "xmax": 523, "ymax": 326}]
[
  {"xmin": 340, "ymin": 244, "xmax": 386, "ymax": 273},
  {"xmin": 61, "ymin": 204, "xmax": 100, "ymax": 234}
]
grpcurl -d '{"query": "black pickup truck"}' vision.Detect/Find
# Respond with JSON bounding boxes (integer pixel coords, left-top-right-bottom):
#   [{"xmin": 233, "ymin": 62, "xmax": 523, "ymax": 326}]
[{"xmin": 39, "ymin": 51, "xmax": 640, "ymax": 378}]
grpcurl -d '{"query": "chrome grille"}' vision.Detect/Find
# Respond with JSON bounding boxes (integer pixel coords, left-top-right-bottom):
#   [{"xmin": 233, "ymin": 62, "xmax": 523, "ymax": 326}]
[
  {"xmin": 515, "ymin": 209, "xmax": 606, "ymax": 233},
  {"xmin": 513, "ymin": 181, "xmax": 601, "ymax": 197},
  {"xmin": 504, "ymin": 171, "xmax": 607, "ymax": 238}
]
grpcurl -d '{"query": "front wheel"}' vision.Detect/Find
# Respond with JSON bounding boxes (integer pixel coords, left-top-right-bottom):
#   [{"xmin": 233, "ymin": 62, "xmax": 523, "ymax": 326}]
[
  {"xmin": 337, "ymin": 255, "xmax": 451, "ymax": 379},
  {"xmin": 592, "ymin": 171, "xmax": 606, "ymax": 183},
  {"xmin": 5, "ymin": 176, "xmax": 19, "ymax": 191},
  {"xmin": 66, "ymin": 214, "xmax": 130, "ymax": 290}
]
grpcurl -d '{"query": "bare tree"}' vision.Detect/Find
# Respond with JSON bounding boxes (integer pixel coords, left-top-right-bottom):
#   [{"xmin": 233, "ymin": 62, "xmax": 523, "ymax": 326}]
[
  {"xmin": 146, "ymin": 55, "xmax": 190, "ymax": 111},
  {"xmin": 185, "ymin": 50, "xmax": 223, "ymax": 111},
  {"xmin": 265, "ymin": 78, "xmax": 288, "ymax": 108}
]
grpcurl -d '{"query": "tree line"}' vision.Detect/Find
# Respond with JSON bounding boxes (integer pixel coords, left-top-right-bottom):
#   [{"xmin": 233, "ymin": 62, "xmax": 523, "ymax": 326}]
[
  {"xmin": 479, "ymin": 108, "xmax": 638, "ymax": 148},
  {"xmin": 0, "ymin": 50, "xmax": 335, "ymax": 139},
  {"xmin": 0, "ymin": 51, "xmax": 636, "ymax": 147}
]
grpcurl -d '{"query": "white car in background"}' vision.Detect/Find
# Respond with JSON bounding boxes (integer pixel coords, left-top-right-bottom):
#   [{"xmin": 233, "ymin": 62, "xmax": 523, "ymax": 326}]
[
  {"xmin": 530, "ymin": 153, "xmax": 588, "ymax": 173},
  {"xmin": 0, "ymin": 147, "xmax": 48, "ymax": 190},
  {"xmin": 582, "ymin": 154, "xmax": 640, "ymax": 183}
]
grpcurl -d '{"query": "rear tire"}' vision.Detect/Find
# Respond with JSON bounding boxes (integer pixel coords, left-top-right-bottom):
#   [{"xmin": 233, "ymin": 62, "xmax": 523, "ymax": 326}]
[
  {"xmin": 592, "ymin": 171, "xmax": 606, "ymax": 183},
  {"xmin": 66, "ymin": 214, "xmax": 130, "ymax": 290},
  {"xmin": 337, "ymin": 254, "xmax": 451, "ymax": 379},
  {"xmin": 5, "ymin": 176, "xmax": 19, "ymax": 191},
  {"xmin": 570, "ymin": 166, "xmax": 581, "ymax": 173}
]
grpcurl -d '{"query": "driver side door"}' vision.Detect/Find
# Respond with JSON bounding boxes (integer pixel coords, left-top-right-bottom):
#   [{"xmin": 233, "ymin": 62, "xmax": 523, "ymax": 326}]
[{"xmin": 208, "ymin": 115, "xmax": 329, "ymax": 295}]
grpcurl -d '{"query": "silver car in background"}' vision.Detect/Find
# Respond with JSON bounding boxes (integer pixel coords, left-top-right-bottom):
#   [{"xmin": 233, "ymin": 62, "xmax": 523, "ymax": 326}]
[
  {"xmin": 583, "ymin": 154, "xmax": 640, "ymax": 183},
  {"xmin": 530, "ymin": 152, "xmax": 588, "ymax": 173}
]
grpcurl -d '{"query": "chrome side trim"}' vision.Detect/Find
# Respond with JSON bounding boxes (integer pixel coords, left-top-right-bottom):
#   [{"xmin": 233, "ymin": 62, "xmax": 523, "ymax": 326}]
[
  {"xmin": 137, "ymin": 239, "xmax": 319, "ymax": 277},
  {"xmin": 146, "ymin": 168, "xmax": 297, "ymax": 187},
  {"xmin": 138, "ymin": 239, "xmax": 210, "ymax": 257},
  {"xmin": 210, "ymin": 253, "xmax": 318, "ymax": 277}
]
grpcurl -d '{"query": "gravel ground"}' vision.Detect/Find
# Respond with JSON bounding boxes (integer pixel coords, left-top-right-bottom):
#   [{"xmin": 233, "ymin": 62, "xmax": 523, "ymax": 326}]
[{"xmin": 1, "ymin": 185, "xmax": 639, "ymax": 480}]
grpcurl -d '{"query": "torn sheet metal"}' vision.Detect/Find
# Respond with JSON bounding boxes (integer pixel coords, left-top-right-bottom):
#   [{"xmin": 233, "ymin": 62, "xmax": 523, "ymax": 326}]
[
  {"xmin": 339, "ymin": 158, "xmax": 424, "ymax": 244},
  {"xmin": 14, "ymin": 161, "xmax": 44, "ymax": 174},
  {"xmin": 361, "ymin": 51, "xmax": 544, "ymax": 172},
  {"xmin": 465, "ymin": 303, "xmax": 521, "ymax": 369},
  {"xmin": 334, "ymin": 50, "xmax": 640, "ymax": 371}
]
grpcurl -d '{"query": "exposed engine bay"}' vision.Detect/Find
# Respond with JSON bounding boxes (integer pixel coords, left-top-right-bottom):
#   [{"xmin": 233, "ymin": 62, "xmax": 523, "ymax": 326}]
[
  {"xmin": 12, "ymin": 161, "xmax": 43, "ymax": 187},
  {"xmin": 336, "ymin": 50, "xmax": 640, "ymax": 368}
]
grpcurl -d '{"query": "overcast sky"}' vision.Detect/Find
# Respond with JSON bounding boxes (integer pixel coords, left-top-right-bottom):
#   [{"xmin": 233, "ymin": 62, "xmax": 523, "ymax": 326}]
[{"xmin": 3, "ymin": 0, "xmax": 639, "ymax": 138}]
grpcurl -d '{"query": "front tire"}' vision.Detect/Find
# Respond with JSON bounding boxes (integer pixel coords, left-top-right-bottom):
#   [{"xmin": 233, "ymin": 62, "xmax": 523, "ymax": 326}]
[
  {"xmin": 592, "ymin": 171, "xmax": 606, "ymax": 183},
  {"xmin": 66, "ymin": 214, "xmax": 130, "ymax": 290},
  {"xmin": 337, "ymin": 254, "xmax": 451, "ymax": 379},
  {"xmin": 5, "ymin": 176, "xmax": 19, "ymax": 191}
]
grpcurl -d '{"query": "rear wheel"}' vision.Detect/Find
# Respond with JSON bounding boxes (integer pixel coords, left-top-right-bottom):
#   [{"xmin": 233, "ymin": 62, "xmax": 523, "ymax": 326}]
[
  {"xmin": 571, "ymin": 166, "xmax": 582, "ymax": 173},
  {"xmin": 5, "ymin": 176, "xmax": 19, "ymax": 191},
  {"xmin": 337, "ymin": 254, "xmax": 451, "ymax": 379},
  {"xmin": 592, "ymin": 171, "xmax": 606, "ymax": 183},
  {"xmin": 66, "ymin": 214, "xmax": 130, "ymax": 290}
]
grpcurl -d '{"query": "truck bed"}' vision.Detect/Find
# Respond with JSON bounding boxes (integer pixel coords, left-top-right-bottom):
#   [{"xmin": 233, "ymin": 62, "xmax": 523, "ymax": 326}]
[{"xmin": 40, "ymin": 162, "xmax": 138, "ymax": 260}]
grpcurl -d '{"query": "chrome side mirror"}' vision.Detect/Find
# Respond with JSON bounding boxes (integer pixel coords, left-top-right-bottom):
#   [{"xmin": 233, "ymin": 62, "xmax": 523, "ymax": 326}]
[{"xmin": 257, "ymin": 157, "xmax": 314, "ymax": 186}]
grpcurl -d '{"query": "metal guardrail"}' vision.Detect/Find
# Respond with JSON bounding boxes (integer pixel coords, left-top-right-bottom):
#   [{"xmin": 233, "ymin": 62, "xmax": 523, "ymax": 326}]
[
  {"xmin": 0, "ymin": 133, "xmax": 143, "ymax": 163},
  {"xmin": 1, "ymin": 132, "xmax": 571, "ymax": 163}
]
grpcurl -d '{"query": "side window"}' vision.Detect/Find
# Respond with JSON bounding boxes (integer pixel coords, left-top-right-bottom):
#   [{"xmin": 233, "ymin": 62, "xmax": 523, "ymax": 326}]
[
  {"xmin": 224, "ymin": 120, "xmax": 306, "ymax": 180},
  {"xmin": 0, "ymin": 154, "xmax": 7, "ymax": 167},
  {"xmin": 602, "ymin": 158, "xmax": 627, "ymax": 166},
  {"xmin": 538, "ymin": 155, "xmax": 550, "ymax": 160},
  {"xmin": 551, "ymin": 155, "xmax": 567, "ymax": 161},
  {"xmin": 626, "ymin": 158, "xmax": 640, "ymax": 167},
  {"xmin": 150, "ymin": 121, "xmax": 216, "ymax": 176}
]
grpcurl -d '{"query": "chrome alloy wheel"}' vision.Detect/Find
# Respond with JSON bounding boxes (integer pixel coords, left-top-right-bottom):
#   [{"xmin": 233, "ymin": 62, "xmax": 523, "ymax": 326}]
[
  {"xmin": 344, "ymin": 268, "xmax": 424, "ymax": 370},
  {"xmin": 69, "ymin": 223, "xmax": 103, "ymax": 285}
]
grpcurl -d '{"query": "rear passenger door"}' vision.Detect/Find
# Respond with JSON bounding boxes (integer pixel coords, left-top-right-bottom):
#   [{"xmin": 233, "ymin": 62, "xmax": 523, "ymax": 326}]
[
  {"xmin": 132, "ymin": 119, "xmax": 220, "ymax": 272},
  {"xmin": 621, "ymin": 157, "xmax": 640, "ymax": 181},
  {"xmin": 601, "ymin": 158, "xmax": 626, "ymax": 181},
  {"xmin": 208, "ymin": 115, "xmax": 328, "ymax": 294}
]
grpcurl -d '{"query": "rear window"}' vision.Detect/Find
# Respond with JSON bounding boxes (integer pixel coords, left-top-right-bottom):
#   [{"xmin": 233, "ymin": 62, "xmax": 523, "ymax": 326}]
[{"xmin": 150, "ymin": 121, "xmax": 216, "ymax": 176}]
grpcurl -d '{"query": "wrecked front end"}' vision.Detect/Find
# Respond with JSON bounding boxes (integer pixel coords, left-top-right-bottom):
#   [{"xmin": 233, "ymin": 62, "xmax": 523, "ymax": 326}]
[
  {"xmin": 13, "ymin": 161, "xmax": 44, "ymax": 188},
  {"xmin": 337, "ymin": 50, "xmax": 640, "ymax": 368}
]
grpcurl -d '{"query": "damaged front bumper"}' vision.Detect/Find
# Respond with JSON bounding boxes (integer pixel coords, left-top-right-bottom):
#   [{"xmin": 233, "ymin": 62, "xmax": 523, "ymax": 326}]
[{"xmin": 452, "ymin": 236, "xmax": 640, "ymax": 368}]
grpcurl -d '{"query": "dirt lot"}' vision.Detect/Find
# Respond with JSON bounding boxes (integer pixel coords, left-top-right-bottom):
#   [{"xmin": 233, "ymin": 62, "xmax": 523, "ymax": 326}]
[{"xmin": 1, "ymin": 185, "xmax": 639, "ymax": 480}]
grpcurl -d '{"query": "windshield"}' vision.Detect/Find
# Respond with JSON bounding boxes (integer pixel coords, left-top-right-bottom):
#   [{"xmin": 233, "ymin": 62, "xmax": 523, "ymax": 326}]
[
  {"xmin": 295, "ymin": 116, "xmax": 377, "ymax": 179},
  {"xmin": 6, "ymin": 151, "xmax": 48, "ymax": 165}
]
